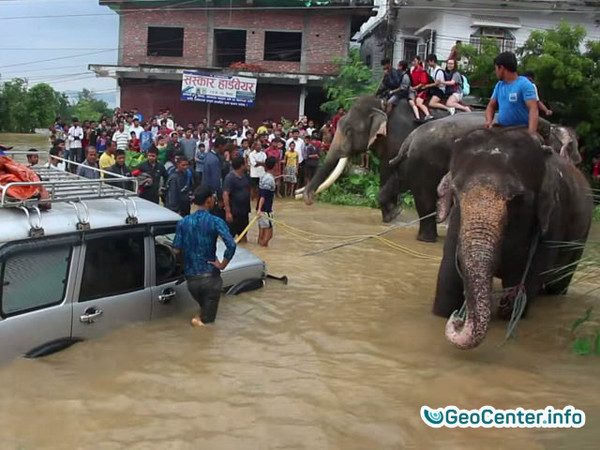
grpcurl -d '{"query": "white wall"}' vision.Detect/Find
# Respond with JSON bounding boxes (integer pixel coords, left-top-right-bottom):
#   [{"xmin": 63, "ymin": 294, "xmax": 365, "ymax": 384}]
[{"xmin": 392, "ymin": 9, "xmax": 600, "ymax": 64}]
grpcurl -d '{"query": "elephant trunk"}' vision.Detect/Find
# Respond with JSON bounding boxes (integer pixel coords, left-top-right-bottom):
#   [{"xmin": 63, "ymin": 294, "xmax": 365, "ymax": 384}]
[
  {"xmin": 445, "ymin": 185, "xmax": 507, "ymax": 349},
  {"xmin": 299, "ymin": 129, "xmax": 347, "ymax": 205}
]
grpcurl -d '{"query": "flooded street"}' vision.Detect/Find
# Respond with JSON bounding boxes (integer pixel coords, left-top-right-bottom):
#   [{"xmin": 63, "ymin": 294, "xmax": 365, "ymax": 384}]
[{"xmin": 1, "ymin": 135, "xmax": 599, "ymax": 449}]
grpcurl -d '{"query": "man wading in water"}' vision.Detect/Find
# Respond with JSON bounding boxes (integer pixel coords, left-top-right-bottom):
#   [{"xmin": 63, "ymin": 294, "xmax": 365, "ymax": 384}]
[{"xmin": 173, "ymin": 186, "xmax": 237, "ymax": 327}]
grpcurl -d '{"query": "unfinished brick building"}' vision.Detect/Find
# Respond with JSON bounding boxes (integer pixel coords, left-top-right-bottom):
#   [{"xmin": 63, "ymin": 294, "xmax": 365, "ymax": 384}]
[{"xmin": 91, "ymin": 0, "xmax": 375, "ymax": 124}]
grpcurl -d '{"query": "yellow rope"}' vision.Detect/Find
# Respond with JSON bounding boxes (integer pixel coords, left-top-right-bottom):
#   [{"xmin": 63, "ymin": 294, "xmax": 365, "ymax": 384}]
[
  {"xmin": 235, "ymin": 214, "xmax": 260, "ymax": 244},
  {"xmin": 262, "ymin": 215, "xmax": 440, "ymax": 260}
]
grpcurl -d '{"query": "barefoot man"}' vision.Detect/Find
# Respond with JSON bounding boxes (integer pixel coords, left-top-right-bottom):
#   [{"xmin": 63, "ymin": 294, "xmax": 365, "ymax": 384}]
[{"xmin": 173, "ymin": 186, "xmax": 237, "ymax": 327}]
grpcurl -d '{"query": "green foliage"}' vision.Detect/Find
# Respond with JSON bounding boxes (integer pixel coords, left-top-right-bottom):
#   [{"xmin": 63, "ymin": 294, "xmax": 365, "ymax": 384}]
[
  {"xmin": 570, "ymin": 307, "xmax": 600, "ymax": 356},
  {"xmin": 594, "ymin": 205, "xmax": 600, "ymax": 222},
  {"xmin": 320, "ymin": 48, "xmax": 378, "ymax": 116},
  {"xmin": 458, "ymin": 38, "xmax": 500, "ymax": 99},
  {"xmin": 70, "ymin": 88, "xmax": 112, "ymax": 123},
  {"xmin": 317, "ymin": 170, "xmax": 415, "ymax": 210},
  {"xmin": 0, "ymin": 80, "xmax": 111, "ymax": 132}
]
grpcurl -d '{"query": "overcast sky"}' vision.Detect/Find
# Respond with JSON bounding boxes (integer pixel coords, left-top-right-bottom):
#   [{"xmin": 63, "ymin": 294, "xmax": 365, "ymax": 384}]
[{"xmin": 0, "ymin": 0, "xmax": 118, "ymax": 97}]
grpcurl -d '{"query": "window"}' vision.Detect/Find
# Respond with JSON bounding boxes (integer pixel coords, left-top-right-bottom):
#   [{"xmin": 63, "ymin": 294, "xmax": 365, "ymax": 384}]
[
  {"xmin": 469, "ymin": 27, "xmax": 515, "ymax": 53},
  {"xmin": 264, "ymin": 31, "xmax": 302, "ymax": 62},
  {"xmin": 147, "ymin": 26, "xmax": 184, "ymax": 57},
  {"xmin": 1, "ymin": 246, "xmax": 71, "ymax": 316},
  {"xmin": 365, "ymin": 54, "xmax": 372, "ymax": 68},
  {"xmin": 80, "ymin": 234, "xmax": 145, "ymax": 301},
  {"xmin": 153, "ymin": 228, "xmax": 184, "ymax": 285},
  {"xmin": 214, "ymin": 29, "xmax": 247, "ymax": 67}
]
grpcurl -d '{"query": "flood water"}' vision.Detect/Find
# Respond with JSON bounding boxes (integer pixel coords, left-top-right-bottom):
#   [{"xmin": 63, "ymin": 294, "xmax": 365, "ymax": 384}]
[{"xmin": 0, "ymin": 135, "xmax": 599, "ymax": 449}]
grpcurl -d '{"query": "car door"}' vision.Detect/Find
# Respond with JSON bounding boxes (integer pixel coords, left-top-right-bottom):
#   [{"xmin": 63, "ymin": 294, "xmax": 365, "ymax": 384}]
[
  {"xmin": 149, "ymin": 224, "xmax": 196, "ymax": 320},
  {"xmin": 0, "ymin": 235, "xmax": 78, "ymax": 363},
  {"xmin": 71, "ymin": 228, "xmax": 152, "ymax": 341}
]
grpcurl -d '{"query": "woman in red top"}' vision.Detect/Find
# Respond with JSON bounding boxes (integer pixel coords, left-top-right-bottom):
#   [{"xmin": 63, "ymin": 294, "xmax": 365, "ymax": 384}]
[{"xmin": 408, "ymin": 56, "xmax": 433, "ymax": 122}]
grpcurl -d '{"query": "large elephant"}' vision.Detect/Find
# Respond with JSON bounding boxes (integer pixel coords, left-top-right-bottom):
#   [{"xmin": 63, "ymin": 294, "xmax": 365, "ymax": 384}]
[
  {"xmin": 297, "ymin": 96, "xmax": 448, "ymax": 217},
  {"xmin": 378, "ymin": 112, "xmax": 487, "ymax": 242},
  {"xmin": 432, "ymin": 128, "xmax": 593, "ymax": 350},
  {"xmin": 380, "ymin": 114, "xmax": 582, "ymax": 242}
]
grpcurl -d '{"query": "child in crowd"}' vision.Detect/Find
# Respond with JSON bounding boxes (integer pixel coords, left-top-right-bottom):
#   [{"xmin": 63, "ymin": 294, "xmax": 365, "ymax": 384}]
[
  {"xmin": 257, "ymin": 156, "xmax": 277, "ymax": 247},
  {"xmin": 195, "ymin": 143, "xmax": 206, "ymax": 186},
  {"xmin": 129, "ymin": 131, "xmax": 140, "ymax": 152},
  {"xmin": 283, "ymin": 140, "xmax": 299, "ymax": 197},
  {"xmin": 96, "ymin": 130, "xmax": 108, "ymax": 154}
]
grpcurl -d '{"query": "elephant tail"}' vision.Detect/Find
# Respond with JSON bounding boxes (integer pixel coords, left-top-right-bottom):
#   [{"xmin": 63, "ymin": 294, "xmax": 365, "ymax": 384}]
[{"xmin": 389, "ymin": 132, "xmax": 414, "ymax": 167}]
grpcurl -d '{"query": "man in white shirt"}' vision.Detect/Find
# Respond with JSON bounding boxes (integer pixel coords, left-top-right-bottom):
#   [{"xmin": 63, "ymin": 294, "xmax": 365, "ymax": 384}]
[
  {"xmin": 425, "ymin": 54, "xmax": 455, "ymax": 115},
  {"xmin": 248, "ymin": 145, "xmax": 267, "ymax": 201},
  {"xmin": 286, "ymin": 129, "xmax": 305, "ymax": 165},
  {"xmin": 112, "ymin": 122, "xmax": 130, "ymax": 151},
  {"xmin": 46, "ymin": 146, "xmax": 66, "ymax": 171},
  {"xmin": 67, "ymin": 117, "xmax": 84, "ymax": 165},
  {"xmin": 130, "ymin": 118, "xmax": 144, "ymax": 139}
]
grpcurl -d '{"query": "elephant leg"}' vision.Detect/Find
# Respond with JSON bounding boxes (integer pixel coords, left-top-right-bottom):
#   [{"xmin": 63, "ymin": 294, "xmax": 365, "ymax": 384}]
[
  {"xmin": 378, "ymin": 171, "xmax": 402, "ymax": 223},
  {"xmin": 543, "ymin": 245, "xmax": 585, "ymax": 296},
  {"xmin": 413, "ymin": 183, "xmax": 438, "ymax": 243},
  {"xmin": 432, "ymin": 210, "xmax": 464, "ymax": 317}
]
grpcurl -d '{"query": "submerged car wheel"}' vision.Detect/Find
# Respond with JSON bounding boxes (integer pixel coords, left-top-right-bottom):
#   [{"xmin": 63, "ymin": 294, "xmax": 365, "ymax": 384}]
[{"xmin": 226, "ymin": 278, "xmax": 265, "ymax": 295}]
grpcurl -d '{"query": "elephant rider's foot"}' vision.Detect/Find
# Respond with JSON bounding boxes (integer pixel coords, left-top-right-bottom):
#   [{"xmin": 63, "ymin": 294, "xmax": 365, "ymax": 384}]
[
  {"xmin": 414, "ymin": 118, "xmax": 425, "ymax": 124},
  {"xmin": 191, "ymin": 315, "xmax": 205, "ymax": 327},
  {"xmin": 424, "ymin": 115, "xmax": 434, "ymax": 122}
]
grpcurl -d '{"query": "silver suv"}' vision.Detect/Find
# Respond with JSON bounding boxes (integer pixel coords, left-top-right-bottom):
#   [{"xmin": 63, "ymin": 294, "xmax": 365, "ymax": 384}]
[{"xmin": 0, "ymin": 161, "xmax": 265, "ymax": 363}]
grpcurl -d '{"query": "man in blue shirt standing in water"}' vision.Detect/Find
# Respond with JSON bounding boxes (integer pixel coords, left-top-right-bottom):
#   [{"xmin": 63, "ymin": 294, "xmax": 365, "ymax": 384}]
[{"xmin": 485, "ymin": 52, "xmax": 540, "ymax": 136}]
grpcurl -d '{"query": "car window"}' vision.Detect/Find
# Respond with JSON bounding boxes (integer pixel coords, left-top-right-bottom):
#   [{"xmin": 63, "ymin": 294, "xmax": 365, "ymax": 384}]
[
  {"xmin": 1, "ymin": 246, "xmax": 71, "ymax": 317},
  {"xmin": 154, "ymin": 231, "xmax": 184, "ymax": 285},
  {"xmin": 80, "ymin": 234, "xmax": 145, "ymax": 301}
]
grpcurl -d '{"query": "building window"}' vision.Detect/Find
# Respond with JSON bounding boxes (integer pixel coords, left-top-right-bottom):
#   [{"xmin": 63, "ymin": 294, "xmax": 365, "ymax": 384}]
[
  {"xmin": 264, "ymin": 31, "xmax": 302, "ymax": 62},
  {"xmin": 147, "ymin": 26, "xmax": 184, "ymax": 57},
  {"xmin": 469, "ymin": 27, "xmax": 515, "ymax": 53},
  {"xmin": 365, "ymin": 54, "xmax": 372, "ymax": 68},
  {"xmin": 80, "ymin": 234, "xmax": 145, "ymax": 301},
  {"xmin": 214, "ymin": 29, "xmax": 247, "ymax": 67}
]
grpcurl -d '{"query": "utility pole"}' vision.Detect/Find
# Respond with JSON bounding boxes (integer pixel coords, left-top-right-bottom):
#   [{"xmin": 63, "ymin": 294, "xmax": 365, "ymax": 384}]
[{"xmin": 385, "ymin": 0, "xmax": 395, "ymax": 60}]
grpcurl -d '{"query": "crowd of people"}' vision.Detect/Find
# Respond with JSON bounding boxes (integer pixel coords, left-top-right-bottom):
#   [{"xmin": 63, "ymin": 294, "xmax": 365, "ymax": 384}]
[{"xmin": 46, "ymin": 109, "xmax": 344, "ymax": 246}]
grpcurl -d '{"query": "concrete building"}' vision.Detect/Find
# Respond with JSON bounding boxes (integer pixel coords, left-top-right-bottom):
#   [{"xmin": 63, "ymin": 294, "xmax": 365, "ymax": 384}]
[
  {"xmin": 90, "ymin": 0, "xmax": 375, "ymax": 124},
  {"xmin": 357, "ymin": 0, "xmax": 600, "ymax": 72}
]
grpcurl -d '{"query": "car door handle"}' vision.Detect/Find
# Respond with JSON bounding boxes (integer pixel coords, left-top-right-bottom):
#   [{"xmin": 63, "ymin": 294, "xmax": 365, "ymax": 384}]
[
  {"xmin": 80, "ymin": 308, "xmax": 103, "ymax": 324},
  {"xmin": 158, "ymin": 288, "xmax": 176, "ymax": 304}
]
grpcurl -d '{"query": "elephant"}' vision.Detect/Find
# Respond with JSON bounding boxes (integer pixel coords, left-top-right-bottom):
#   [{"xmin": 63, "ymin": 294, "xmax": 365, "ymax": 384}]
[
  {"xmin": 380, "ymin": 114, "xmax": 583, "ymax": 243},
  {"xmin": 432, "ymin": 127, "xmax": 593, "ymax": 350},
  {"xmin": 296, "ymin": 96, "xmax": 449, "ymax": 218}
]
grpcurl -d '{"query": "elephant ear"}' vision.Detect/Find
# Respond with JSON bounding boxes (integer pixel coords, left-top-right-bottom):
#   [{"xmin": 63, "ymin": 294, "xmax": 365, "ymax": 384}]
[
  {"xmin": 368, "ymin": 109, "xmax": 387, "ymax": 149},
  {"xmin": 537, "ymin": 154, "xmax": 562, "ymax": 236}
]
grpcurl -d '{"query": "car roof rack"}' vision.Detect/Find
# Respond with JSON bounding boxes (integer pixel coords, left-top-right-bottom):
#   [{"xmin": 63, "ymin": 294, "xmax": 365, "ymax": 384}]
[{"xmin": 0, "ymin": 151, "xmax": 140, "ymax": 235}]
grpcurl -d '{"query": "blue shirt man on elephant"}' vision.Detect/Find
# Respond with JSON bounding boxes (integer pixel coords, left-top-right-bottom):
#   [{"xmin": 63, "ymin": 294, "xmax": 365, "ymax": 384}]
[{"xmin": 485, "ymin": 52, "xmax": 539, "ymax": 136}]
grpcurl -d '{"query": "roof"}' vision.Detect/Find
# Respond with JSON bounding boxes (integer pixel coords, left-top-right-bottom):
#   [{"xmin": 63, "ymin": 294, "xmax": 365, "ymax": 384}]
[
  {"xmin": 0, "ymin": 197, "xmax": 182, "ymax": 243},
  {"xmin": 471, "ymin": 14, "xmax": 521, "ymax": 29}
]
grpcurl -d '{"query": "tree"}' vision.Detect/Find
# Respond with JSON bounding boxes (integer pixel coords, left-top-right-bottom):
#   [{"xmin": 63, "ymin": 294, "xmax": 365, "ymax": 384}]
[
  {"xmin": 320, "ymin": 48, "xmax": 378, "ymax": 116},
  {"xmin": 0, "ymin": 78, "xmax": 30, "ymax": 133},
  {"xmin": 26, "ymin": 83, "xmax": 59, "ymax": 131},
  {"xmin": 70, "ymin": 88, "xmax": 112, "ymax": 122},
  {"xmin": 518, "ymin": 22, "xmax": 600, "ymax": 166},
  {"xmin": 458, "ymin": 38, "xmax": 500, "ymax": 98}
]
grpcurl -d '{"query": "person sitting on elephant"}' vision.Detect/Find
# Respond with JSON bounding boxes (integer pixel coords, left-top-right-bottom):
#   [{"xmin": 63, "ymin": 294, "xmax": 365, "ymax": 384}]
[
  {"xmin": 484, "ymin": 52, "xmax": 551, "ymax": 144},
  {"xmin": 408, "ymin": 56, "xmax": 433, "ymax": 122},
  {"xmin": 443, "ymin": 59, "xmax": 471, "ymax": 113},
  {"xmin": 423, "ymin": 54, "xmax": 455, "ymax": 116},
  {"xmin": 377, "ymin": 59, "xmax": 411, "ymax": 114}
]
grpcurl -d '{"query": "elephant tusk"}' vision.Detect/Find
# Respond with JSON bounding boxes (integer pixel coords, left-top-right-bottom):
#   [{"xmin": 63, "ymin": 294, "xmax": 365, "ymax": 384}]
[
  {"xmin": 294, "ymin": 192, "xmax": 304, "ymax": 200},
  {"xmin": 315, "ymin": 157, "xmax": 348, "ymax": 195},
  {"xmin": 294, "ymin": 186, "xmax": 305, "ymax": 196}
]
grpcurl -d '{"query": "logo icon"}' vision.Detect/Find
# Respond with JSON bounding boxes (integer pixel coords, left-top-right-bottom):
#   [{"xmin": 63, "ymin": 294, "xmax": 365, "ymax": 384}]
[{"xmin": 421, "ymin": 406, "xmax": 445, "ymax": 428}]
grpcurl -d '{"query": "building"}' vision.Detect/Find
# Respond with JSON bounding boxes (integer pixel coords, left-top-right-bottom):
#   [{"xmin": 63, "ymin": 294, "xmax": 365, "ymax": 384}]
[
  {"xmin": 357, "ymin": 0, "xmax": 600, "ymax": 73},
  {"xmin": 90, "ymin": 0, "xmax": 375, "ymax": 125}
]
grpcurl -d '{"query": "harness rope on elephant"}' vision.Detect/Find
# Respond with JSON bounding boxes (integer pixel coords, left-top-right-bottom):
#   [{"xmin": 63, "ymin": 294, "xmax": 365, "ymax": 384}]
[{"xmin": 453, "ymin": 230, "xmax": 541, "ymax": 345}]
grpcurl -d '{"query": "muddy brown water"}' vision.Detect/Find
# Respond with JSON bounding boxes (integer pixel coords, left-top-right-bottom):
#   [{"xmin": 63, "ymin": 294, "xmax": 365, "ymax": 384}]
[{"xmin": 0, "ymin": 135, "xmax": 599, "ymax": 449}]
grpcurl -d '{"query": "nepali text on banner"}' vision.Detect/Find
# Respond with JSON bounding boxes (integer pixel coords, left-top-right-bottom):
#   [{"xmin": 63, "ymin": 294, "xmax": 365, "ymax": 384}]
[{"xmin": 181, "ymin": 71, "xmax": 257, "ymax": 107}]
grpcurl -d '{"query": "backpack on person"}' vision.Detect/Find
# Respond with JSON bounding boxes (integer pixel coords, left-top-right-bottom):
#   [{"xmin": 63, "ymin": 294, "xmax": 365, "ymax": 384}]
[{"xmin": 461, "ymin": 74, "xmax": 471, "ymax": 96}]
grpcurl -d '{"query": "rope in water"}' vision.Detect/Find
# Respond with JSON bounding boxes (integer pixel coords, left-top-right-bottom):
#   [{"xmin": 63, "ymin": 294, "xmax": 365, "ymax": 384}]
[{"xmin": 236, "ymin": 210, "xmax": 440, "ymax": 260}]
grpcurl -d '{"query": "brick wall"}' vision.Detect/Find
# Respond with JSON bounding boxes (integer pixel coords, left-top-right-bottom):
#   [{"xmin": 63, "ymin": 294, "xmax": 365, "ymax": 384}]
[
  {"xmin": 120, "ymin": 8, "xmax": 350, "ymax": 75},
  {"xmin": 120, "ymin": 79, "xmax": 301, "ymax": 125}
]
